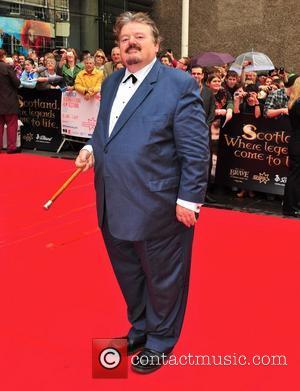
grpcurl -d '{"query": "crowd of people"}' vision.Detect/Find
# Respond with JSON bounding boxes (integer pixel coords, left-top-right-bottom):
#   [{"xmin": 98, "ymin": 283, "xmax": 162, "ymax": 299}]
[{"xmin": 0, "ymin": 43, "xmax": 299, "ymax": 216}]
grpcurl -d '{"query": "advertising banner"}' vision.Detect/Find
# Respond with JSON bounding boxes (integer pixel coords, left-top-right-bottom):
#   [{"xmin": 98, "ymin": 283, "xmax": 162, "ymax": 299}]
[
  {"xmin": 61, "ymin": 91, "xmax": 100, "ymax": 138},
  {"xmin": 0, "ymin": 16, "xmax": 54, "ymax": 55},
  {"xmin": 18, "ymin": 89, "xmax": 62, "ymax": 152},
  {"xmin": 215, "ymin": 114, "xmax": 291, "ymax": 195}
]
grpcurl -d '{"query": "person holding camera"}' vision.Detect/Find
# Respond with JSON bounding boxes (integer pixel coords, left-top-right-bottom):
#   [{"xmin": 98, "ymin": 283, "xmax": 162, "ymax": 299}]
[
  {"xmin": 57, "ymin": 48, "xmax": 83, "ymax": 90},
  {"xmin": 233, "ymin": 85, "xmax": 261, "ymax": 118}
]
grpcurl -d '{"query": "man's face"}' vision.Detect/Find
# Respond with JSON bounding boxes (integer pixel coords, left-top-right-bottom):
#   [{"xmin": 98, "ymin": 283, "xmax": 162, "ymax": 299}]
[
  {"xmin": 258, "ymin": 75, "xmax": 267, "ymax": 85},
  {"xmin": 191, "ymin": 67, "xmax": 204, "ymax": 84},
  {"xmin": 84, "ymin": 59, "xmax": 95, "ymax": 73},
  {"xmin": 19, "ymin": 55, "xmax": 25, "ymax": 65},
  {"xmin": 119, "ymin": 22, "xmax": 158, "ymax": 71},
  {"xmin": 246, "ymin": 72, "xmax": 257, "ymax": 82},
  {"xmin": 226, "ymin": 76, "xmax": 237, "ymax": 88},
  {"xmin": 160, "ymin": 56, "xmax": 171, "ymax": 66},
  {"xmin": 176, "ymin": 58, "xmax": 187, "ymax": 71},
  {"xmin": 111, "ymin": 47, "xmax": 121, "ymax": 64}
]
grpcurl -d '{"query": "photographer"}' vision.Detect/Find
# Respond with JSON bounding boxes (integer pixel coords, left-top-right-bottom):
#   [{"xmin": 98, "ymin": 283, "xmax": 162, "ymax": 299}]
[
  {"xmin": 233, "ymin": 85, "xmax": 261, "ymax": 118},
  {"xmin": 57, "ymin": 48, "xmax": 83, "ymax": 90}
]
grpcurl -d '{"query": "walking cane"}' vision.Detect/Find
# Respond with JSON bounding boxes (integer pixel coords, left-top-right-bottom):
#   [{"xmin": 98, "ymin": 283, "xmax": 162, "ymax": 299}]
[{"xmin": 43, "ymin": 167, "xmax": 82, "ymax": 210}]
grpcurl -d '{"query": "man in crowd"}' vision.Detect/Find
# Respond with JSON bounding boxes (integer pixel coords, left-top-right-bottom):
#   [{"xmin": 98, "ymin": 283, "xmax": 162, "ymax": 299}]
[
  {"xmin": 103, "ymin": 46, "xmax": 122, "ymax": 79},
  {"xmin": 223, "ymin": 70, "xmax": 239, "ymax": 98},
  {"xmin": 191, "ymin": 64, "xmax": 215, "ymax": 126},
  {"xmin": 160, "ymin": 53, "xmax": 173, "ymax": 67},
  {"xmin": 75, "ymin": 12, "xmax": 209, "ymax": 374},
  {"xmin": 263, "ymin": 84, "xmax": 289, "ymax": 118},
  {"xmin": 0, "ymin": 49, "xmax": 20, "ymax": 153},
  {"xmin": 74, "ymin": 56, "xmax": 104, "ymax": 99},
  {"xmin": 176, "ymin": 56, "xmax": 190, "ymax": 72},
  {"xmin": 191, "ymin": 64, "xmax": 216, "ymax": 203}
]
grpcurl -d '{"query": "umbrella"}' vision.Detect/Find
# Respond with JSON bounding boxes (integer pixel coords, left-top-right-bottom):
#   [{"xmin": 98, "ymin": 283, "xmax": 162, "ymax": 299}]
[
  {"xmin": 191, "ymin": 52, "xmax": 235, "ymax": 67},
  {"xmin": 229, "ymin": 51, "xmax": 274, "ymax": 74}
]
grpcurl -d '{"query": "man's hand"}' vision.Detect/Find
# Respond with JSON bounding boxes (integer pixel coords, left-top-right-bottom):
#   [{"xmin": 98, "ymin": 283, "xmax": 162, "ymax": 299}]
[
  {"xmin": 176, "ymin": 204, "xmax": 197, "ymax": 227},
  {"xmin": 75, "ymin": 149, "xmax": 94, "ymax": 172}
]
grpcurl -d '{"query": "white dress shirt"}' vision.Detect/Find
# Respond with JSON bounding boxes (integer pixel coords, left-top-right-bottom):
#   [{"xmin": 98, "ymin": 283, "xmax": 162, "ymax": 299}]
[{"xmin": 83, "ymin": 57, "xmax": 201, "ymax": 214}]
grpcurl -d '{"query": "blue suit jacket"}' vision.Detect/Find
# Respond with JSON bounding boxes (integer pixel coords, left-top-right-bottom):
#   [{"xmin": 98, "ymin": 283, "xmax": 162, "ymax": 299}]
[{"xmin": 90, "ymin": 60, "xmax": 209, "ymax": 240}]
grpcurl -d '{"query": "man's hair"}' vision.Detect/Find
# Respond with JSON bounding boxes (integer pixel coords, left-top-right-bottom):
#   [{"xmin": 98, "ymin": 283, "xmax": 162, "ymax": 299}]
[
  {"xmin": 114, "ymin": 12, "xmax": 162, "ymax": 45},
  {"xmin": 226, "ymin": 70, "xmax": 238, "ymax": 79},
  {"xmin": 160, "ymin": 54, "xmax": 171, "ymax": 62},
  {"xmin": 84, "ymin": 55, "xmax": 94, "ymax": 63}
]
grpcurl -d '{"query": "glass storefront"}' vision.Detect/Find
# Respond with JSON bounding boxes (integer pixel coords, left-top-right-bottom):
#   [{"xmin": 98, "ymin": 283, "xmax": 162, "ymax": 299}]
[{"xmin": 0, "ymin": 0, "xmax": 154, "ymax": 57}]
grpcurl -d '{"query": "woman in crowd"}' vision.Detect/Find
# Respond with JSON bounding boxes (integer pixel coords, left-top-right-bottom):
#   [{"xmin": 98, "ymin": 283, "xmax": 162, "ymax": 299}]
[
  {"xmin": 19, "ymin": 58, "xmax": 39, "ymax": 88},
  {"xmin": 233, "ymin": 85, "xmax": 261, "ymax": 118},
  {"xmin": 94, "ymin": 49, "xmax": 106, "ymax": 70},
  {"xmin": 207, "ymin": 74, "xmax": 233, "ymax": 125},
  {"xmin": 57, "ymin": 48, "xmax": 83, "ymax": 90},
  {"xmin": 233, "ymin": 85, "xmax": 260, "ymax": 198},
  {"xmin": 36, "ymin": 57, "xmax": 64, "ymax": 90},
  {"xmin": 282, "ymin": 75, "xmax": 300, "ymax": 217}
]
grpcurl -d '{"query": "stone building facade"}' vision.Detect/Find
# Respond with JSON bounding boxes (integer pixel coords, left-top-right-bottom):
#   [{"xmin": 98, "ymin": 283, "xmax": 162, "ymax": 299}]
[{"xmin": 153, "ymin": 0, "xmax": 300, "ymax": 72}]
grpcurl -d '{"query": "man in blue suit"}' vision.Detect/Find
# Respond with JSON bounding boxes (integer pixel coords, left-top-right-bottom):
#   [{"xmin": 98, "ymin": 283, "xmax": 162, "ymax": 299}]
[{"xmin": 75, "ymin": 12, "xmax": 209, "ymax": 374}]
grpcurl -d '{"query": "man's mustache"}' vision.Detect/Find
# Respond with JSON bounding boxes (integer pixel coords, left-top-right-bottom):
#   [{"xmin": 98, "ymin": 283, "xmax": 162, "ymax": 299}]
[{"xmin": 125, "ymin": 44, "xmax": 141, "ymax": 53}]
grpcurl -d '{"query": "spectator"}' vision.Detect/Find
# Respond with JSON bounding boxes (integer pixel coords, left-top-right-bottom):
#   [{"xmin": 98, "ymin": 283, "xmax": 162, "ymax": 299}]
[
  {"xmin": 80, "ymin": 50, "xmax": 91, "ymax": 62},
  {"xmin": 263, "ymin": 84, "xmax": 289, "ymax": 118},
  {"xmin": 207, "ymin": 74, "xmax": 233, "ymax": 124},
  {"xmin": 176, "ymin": 56, "xmax": 190, "ymax": 72},
  {"xmin": 191, "ymin": 65, "xmax": 215, "ymax": 126},
  {"xmin": 75, "ymin": 56, "xmax": 104, "ymax": 100},
  {"xmin": 57, "ymin": 48, "xmax": 83, "ymax": 90},
  {"xmin": 0, "ymin": 49, "xmax": 21, "ymax": 153},
  {"xmin": 191, "ymin": 64, "xmax": 216, "ymax": 203},
  {"xmin": 18, "ymin": 55, "xmax": 26, "ymax": 69},
  {"xmin": 94, "ymin": 49, "xmax": 107, "ymax": 70},
  {"xmin": 103, "ymin": 46, "xmax": 121, "ymax": 79},
  {"xmin": 160, "ymin": 54, "xmax": 173, "ymax": 67},
  {"xmin": 223, "ymin": 70, "xmax": 239, "ymax": 98},
  {"xmin": 282, "ymin": 74, "xmax": 300, "ymax": 216},
  {"xmin": 36, "ymin": 58, "xmax": 64, "ymax": 90},
  {"xmin": 233, "ymin": 85, "xmax": 261, "ymax": 118},
  {"xmin": 19, "ymin": 58, "xmax": 39, "ymax": 89},
  {"xmin": 27, "ymin": 49, "xmax": 38, "ymax": 66}
]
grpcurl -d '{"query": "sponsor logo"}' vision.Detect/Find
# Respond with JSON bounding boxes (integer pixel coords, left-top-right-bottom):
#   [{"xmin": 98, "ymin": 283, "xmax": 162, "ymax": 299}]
[
  {"xmin": 229, "ymin": 168, "xmax": 249, "ymax": 181},
  {"xmin": 252, "ymin": 172, "xmax": 270, "ymax": 184}
]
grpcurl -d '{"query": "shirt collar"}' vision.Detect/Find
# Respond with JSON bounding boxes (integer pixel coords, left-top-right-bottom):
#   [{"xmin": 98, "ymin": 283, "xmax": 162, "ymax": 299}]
[
  {"xmin": 122, "ymin": 57, "xmax": 157, "ymax": 84},
  {"xmin": 83, "ymin": 68, "xmax": 97, "ymax": 76}
]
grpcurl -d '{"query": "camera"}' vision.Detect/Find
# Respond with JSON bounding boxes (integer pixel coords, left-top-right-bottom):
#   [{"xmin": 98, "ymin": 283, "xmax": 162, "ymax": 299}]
[{"xmin": 279, "ymin": 67, "xmax": 285, "ymax": 74}]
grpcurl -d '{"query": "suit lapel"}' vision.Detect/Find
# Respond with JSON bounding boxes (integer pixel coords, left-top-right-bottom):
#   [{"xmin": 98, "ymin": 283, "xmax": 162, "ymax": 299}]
[{"xmin": 105, "ymin": 60, "xmax": 161, "ymax": 146}]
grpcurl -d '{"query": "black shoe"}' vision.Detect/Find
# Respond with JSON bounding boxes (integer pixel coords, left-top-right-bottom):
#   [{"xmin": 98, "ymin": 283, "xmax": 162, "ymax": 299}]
[
  {"xmin": 205, "ymin": 193, "xmax": 217, "ymax": 203},
  {"xmin": 131, "ymin": 348, "xmax": 170, "ymax": 374},
  {"xmin": 126, "ymin": 334, "xmax": 147, "ymax": 356}
]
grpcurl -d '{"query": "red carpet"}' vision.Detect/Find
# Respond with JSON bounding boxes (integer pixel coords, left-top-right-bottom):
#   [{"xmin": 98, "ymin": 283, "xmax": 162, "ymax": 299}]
[{"xmin": 0, "ymin": 154, "xmax": 299, "ymax": 390}]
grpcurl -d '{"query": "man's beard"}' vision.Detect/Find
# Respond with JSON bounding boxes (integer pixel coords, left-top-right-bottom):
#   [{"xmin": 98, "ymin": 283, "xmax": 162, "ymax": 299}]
[
  {"xmin": 126, "ymin": 55, "xmax": 142, "ymax": 65},
  {"xmin": 125, "ymin": 44, "xmax": 142, "ymax": 65}
]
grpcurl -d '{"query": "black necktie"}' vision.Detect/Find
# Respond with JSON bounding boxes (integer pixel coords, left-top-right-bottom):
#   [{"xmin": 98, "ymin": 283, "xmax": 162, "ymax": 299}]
[{"xmin": 123, "ymin": 74, "xmax": 137, "ymax": 84}]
